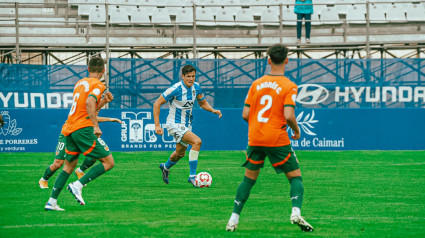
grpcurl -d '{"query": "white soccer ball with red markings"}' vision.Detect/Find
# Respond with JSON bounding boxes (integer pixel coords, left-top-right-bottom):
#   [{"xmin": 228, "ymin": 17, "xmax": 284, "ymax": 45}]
[{"xmin": 196, "ymin": 172, "xmax": 212, "ymax": 188}]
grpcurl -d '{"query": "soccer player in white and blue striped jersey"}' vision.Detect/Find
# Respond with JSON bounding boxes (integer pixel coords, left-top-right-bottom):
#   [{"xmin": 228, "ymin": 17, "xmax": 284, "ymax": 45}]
[{"xmin": 153, "ymin": 65, "xmax": 222, "ymax": 187}]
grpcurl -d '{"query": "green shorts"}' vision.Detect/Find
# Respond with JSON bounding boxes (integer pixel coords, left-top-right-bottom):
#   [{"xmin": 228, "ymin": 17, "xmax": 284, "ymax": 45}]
[
  {"xmin": 242, "ymin": 145, "xmax": 300, "ymax": 174},
  {"xmin": 65, "ymin": 127, "xmax": 111, "ymax": 162},
  {"xmin": 54, "ymin": 133, "xmax": 66, "ymax": 160}
]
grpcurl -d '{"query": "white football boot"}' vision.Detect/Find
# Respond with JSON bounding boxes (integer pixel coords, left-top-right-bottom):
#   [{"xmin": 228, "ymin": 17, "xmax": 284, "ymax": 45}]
[
  {"xmin": 226, "ymin": 220, "xmax": 238, "ymax": 232},
  {"xmin": 290, "ymin": 214, "xmax": 314, "ymax": 232},
  {"xmin": 67, "ymin": 182, "xmax": 85, "ymax": 205},
  {"xmin": 45, "ymin": 203, "xmax": 65, "ymax": 211}
]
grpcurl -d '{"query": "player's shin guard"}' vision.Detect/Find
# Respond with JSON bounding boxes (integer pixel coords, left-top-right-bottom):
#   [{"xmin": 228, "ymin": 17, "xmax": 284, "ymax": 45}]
[
  {"xmin": 79, "ymin": 158, "xmax": 96, "ymax": 172},
  {"xmin": 233, "ymin": 176, "xmax": 256, "ymax": 215},
  {"xmin": 51, "ymin": 170, "xmax": 71, "ymax": 199},
  {"xmin": 42, "ymin": 166, "xmax": 55, "ymax": 180},
  {"xmin": 188, "ymin": 150, "xmax": 199, "ymax": 177},
  {"xmin": 290, "ymin": 176, "xmax": 304, "ymax": 209},
  {"xmin": 79, "ymin": 163, "xmax": 106, "ymax": 186}
]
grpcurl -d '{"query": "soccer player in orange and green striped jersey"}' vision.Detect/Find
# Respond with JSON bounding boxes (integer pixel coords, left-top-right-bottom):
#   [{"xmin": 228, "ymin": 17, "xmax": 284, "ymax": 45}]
[
  {"xmin": 226, "ymin": 44, "xmax": 313, "ymax": 232},
  {"xmin": 45, "ymin": 57, "xmax": 116, "ymax": 211}
]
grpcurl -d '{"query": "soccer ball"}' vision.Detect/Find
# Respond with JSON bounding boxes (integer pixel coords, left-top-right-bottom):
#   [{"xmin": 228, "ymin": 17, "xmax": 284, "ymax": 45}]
[{"xmin": 196, "ymin": 172, "xmax": 212, "ymax": 188}]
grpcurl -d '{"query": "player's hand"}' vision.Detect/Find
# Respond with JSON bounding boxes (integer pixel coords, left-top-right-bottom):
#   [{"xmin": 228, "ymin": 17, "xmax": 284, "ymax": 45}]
[
  {"xmin": 104, "ymin": 92, "xmax": 114, "ymax": 102},
  {"xmin": 94, "ymin": 126, "xmax": 102, "ymax": 137},
  {"xmin": 291, "ymin": 127, "xmax": 301, "ymax": 140},
  {"xmin": 110, "ymin": 118, "xmax": 122, "ymax": 124},
  {"xmin": 155, "ymin": 125, "xmax": 163, "ymax": 135},
  {"xmin": 213, "ymin": 109, "xmax": 222, "ymax": 118}
]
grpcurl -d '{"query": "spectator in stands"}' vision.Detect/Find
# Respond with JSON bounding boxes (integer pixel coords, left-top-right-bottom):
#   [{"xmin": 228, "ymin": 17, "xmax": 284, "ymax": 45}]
[{"xmin": 294, "ymin": 0, "xmax": 313, "ymax": 43}]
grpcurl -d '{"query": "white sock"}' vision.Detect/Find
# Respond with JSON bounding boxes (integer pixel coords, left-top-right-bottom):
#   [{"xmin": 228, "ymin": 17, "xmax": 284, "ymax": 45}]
[
  {"xmin": 229, "ymin": 213, "xmax": 240, "ymax": 224},
  {"xmin": 189, "ymin": 150, "xmax": 199, "ymax": 161},
  {"xmin": 74, "ymin": 181, "xmax": 83, "ymax": 189},
  {"xmin": 40, "ymin": 177, "xmax": 48, "ymax": 181},
  {"xmin": 292, "ymin": 207, "xmax": 301, "ymax": 216},
  {"xmin": 77, "ymin": 168, "xmax": 83, "ymax": 173},
  {"xmin": 48, "ymin": 197, "xmax": 57, "ymax": 205}
]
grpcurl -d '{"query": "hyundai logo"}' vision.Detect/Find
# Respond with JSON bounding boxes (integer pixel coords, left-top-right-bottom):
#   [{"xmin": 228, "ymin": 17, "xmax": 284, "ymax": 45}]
[{"xmin": 296, "ymin": 84, "xmax": 329, "ymax": 105}]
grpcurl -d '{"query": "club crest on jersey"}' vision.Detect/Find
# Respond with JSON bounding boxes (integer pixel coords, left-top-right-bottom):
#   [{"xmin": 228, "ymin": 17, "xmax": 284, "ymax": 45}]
[
  {"xmin": 93, "ymin": 88, "xmax": 101, "ymax": 96},
  {"xmin": 192, "ymin": 90, "xmax": 196, "ymax": 97}
]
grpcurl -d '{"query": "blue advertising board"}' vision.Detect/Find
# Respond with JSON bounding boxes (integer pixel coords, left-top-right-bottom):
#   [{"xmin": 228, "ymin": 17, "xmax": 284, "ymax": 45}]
[{"xmin": 1, "ymin": 108, "xmax": 424, "ymax": 153}]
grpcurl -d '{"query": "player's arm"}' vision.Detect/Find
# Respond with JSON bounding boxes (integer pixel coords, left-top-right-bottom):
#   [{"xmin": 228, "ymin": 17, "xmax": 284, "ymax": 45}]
[
  {"xmin": 242, "ymin": 105, "xmax": 250, "ymax": 122},
  {"xmin": 86, "ymin": 96, "xmax": 102, "ymax": 137},
  {"xmin": 0, "ymin": 114, "xmax": 4, "ymax": 127},
  {"xmin": 97, "ymin": 117, "xmax": 122, "ymax": 124},
  {"xmin": 284, "ymin": 106, "xmax": 300, "ymax": 140},
  {"xmin": 96, "ymin": 92, "xmax": 114, "ymax": 111},
  {"xmin": 197, "ymin": 94, "xmax": 222, "ymax": 118},
  {"xmin": 153, "ymin": 94, "xmax": 167, "ymax": 135}
]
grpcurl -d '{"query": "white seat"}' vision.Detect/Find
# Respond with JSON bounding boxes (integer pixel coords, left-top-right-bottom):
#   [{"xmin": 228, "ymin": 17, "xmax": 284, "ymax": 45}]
[
  {"xmin": 386, "ymin": 4, "xmax": 406, "ymax": 22},
  {"xmin": 130, "ymin": 6, "xmax": 151, "ymax": 25},
  {"xmin": 176, "ymin": 7, "xmax": 194, "ymax": 26},
  {"xmin": 137, "ymin": 0, "xmax": 156, "ymax": 13},
  {"xmin": 151, "ymin": 8, "xmax": 171, "ymax": 25},
  {"xmin": 89, "ymin": 5, "xmax": 106, "ymax": 24},
  {"xmin": 282, "ymin": 5, "xmax": 297, "ymax": 26},
  {"xmin": 165, "ymin": 0, "xmax": 180, "ymax": 15},
  {"xmin": 216, "ymin": 7, "xmax": 235, "ymax": 26},
  {"xmin": 78, "ymin": 0, "xmax": 103, "ymax": 16},
  {"xmin": 235, "ymin": 8, "xmax": 256, "ymax": 27},
  {"xmin": 204, "ymin": 0, "xmax": 222, "ymax": 15},
  {"xmin": 311, "ymin": 9, "xmax": 321, "ymax": 26},
  {"xmin": 261, "ymin": 7, "xmax": 279, "ymax": 26},
  {"xmin": 320, "ymin": 6, "xmax": 342, "ymax": 24},
  {"xmin": 196, "ymin": 7, "xmax": 215, "ymax": 26},
  {"xmin": 249, "ymin": 0, "xmax": 270, "ymax": 16},
  {"xmin": 224, "ymin": 0, "xmax": 242, "ymax": 14},
  {"xmin": 369, "ymin": 3, "xmax": 387, "ymax": 23},
  {"xmin": 406, "ymin": 3, "xmax": 425, "ymax": 22},
  {"xmin": 346, "ymin": 4, "xmax": 366, "ymax": 24},
  {"xmin": 110, "ymin": 6, "xmax": 130, "ymax": 24}
]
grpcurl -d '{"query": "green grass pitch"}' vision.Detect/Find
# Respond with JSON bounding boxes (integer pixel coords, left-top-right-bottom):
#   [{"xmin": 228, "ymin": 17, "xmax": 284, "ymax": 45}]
[{"xmin": 0, "ymin": 151, "xmax": 424, "ymax": 237}]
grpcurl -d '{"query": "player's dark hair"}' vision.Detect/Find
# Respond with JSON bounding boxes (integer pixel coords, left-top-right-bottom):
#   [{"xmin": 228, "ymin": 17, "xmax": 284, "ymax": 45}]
[
  {"xmin": 267, "ymin": 44, "xmax": 289, "ymax": 65},
  {"xmin": 182, "ymin": 65, "xmax": 196, "ymax": 75},
  {"xmin": 88, "ymin": 57, "xmax": 105, "ymax": 73}
]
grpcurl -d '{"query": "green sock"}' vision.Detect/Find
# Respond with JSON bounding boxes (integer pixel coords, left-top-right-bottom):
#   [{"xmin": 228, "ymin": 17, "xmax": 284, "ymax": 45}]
[
  {"xmin": 79, "ymin": 163, "xmax": 106, "ymax": 185},
  {"xmin": 290, "ymin": 176, "xmax": 304, "ymax": 209},
  {"xmin": 42, "ymin": 166, "xmax": 55, "ymax": 180},
  {"xmin": 50, "ymin": 170, "xmax": 70, "ymax": 199},
  {"xmin": 80, "ymin": 158, "xmax": 96, "ymax": 172},
  {"xmin": 233, "ymin": 176, "xmax": 256, "ymax": 215}
]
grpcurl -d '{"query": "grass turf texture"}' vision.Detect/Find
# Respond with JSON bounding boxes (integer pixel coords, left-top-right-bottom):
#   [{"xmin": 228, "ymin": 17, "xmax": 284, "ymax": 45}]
[{"xmin": 0, "ymin": 151, "xmax": 424, "ymax": 237}]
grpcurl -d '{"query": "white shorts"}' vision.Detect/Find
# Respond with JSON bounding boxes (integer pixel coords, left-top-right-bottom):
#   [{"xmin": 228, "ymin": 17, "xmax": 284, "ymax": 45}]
[{"xmin": 164, "ymin": 123, "xmax": 192, "ymax": 147}]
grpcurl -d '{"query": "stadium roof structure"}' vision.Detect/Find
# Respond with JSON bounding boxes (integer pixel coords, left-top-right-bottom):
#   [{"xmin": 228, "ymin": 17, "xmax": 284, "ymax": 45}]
[{"xmin": 0, "ymin": 0, "xmax": 424, "ymax": 64}]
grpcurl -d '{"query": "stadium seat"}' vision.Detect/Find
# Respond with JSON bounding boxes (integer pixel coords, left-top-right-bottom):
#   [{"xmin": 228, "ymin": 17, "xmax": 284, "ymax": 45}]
[
  {"xmin": 151, "ymin": 8, "xmax": 171, "ymax": 25},
  {"xmin": 235, "ymin": 8, "xmax": 256, "ymax": 27},
  {"xmin": 204, "ymin": 0, "xmax": 222, "ymax": 15},
  {"xmin": 369, "ymin": 3, "xmax": 387, "ymax": 23},
  {"xmin": 88, "ymin": 5, "xmax": 106, "ymax": 24},
  {"xmin": 406, "ymin": 3, "xmax": 425, "ymax": 22},
  {"xmin": 311, "ymin": 8, "xmax": 322, "ymax": 26},
  {"xmin": 78, "ymin": 0, "xmax": 103, "ymax": 16},
  {"xmin": 165, "ymin": 0, "xmax": 180, "ymax": 15},
  {"xmin": 249, "ymin": 0, "xmax": 270, "ymax": 16},
  {"xmin": 260, "ymin": 8, "xmax": 279, "ymax": 26},
  {"xmin": 195, "ymin": 7, "xmax": 215, "ymax": 26},
  {"xmin": 130, "ymin": 6, "xmax": 151, "ymax": 25},
  {"xmin": 136, "ymin": 0, "xmax": 156, "ymax": 14},
  {"xmin": 110, "ymin": 6, "xmax": 130, "ymax": 25},
  {"xmin": 346, "ymin": 4, "xmax": 366, "ymax": 24},
  {"xmin": 319, "ymin": 6, "xmax": 342, "ymax": 25},
  {"xmin": 282, "ymin": 6, "xmax": 297, "ymax": 26},
  {"xmin": 224, "ymin": 0, "xmax": 242, "ymax": 15},
  {"xmin": 176, "ymin": 7, "xmax": 194, "ymax": 26},
  {"xmin": 215, "ymin": 7, "xmax": 235, "ymax": 26},
  {"xmin": 386, "ymin": 4, "xmax": 407, "ymax": 23}
]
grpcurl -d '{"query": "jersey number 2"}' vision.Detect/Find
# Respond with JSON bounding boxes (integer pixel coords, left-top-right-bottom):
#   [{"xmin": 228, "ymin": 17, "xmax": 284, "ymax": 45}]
[{"xmin": 257, "ymin": 95, "xmax": 272, "ymax": 123}]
